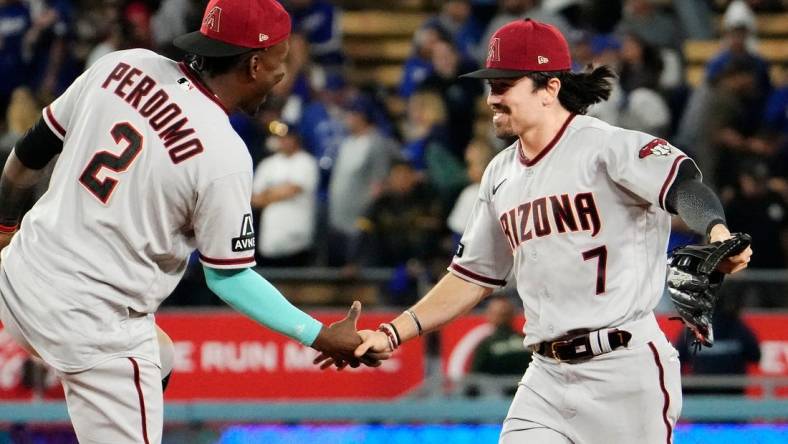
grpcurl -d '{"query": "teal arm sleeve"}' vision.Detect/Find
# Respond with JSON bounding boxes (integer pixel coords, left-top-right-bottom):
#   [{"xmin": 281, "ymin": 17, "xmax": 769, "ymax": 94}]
[{"xmin": 203, "ymin": 266, "xmax": 323, "ymax": 346}]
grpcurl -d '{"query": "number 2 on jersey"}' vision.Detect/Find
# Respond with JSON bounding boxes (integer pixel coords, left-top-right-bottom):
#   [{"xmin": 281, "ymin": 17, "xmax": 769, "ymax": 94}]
[
  {"xmin": 79, "ymin": 122, "xmax": 143, "ymax": 204},
  {"xmin": 582, "ymin": 246, "xmax": 607, "ymax": 295}
]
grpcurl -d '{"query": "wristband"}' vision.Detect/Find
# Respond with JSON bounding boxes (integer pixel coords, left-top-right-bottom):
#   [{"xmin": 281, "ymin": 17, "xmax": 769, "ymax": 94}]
[
  {"xmin": 377, "ymin": 323, "xmax": 399, "ymax": 350},
  {"xmin": 405, "ymin": 309, "xmax": 423, "ymax": 336},
  {"xmin": 0, "ymin": 224, "xmax": 18, "ymax": 234},
  {"xmin": 387, "ymin": 322, "xmax": 402, "ymax": 345}
]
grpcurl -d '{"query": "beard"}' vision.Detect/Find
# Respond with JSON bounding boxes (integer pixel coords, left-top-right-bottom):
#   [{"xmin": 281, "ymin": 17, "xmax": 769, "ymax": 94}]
[
  {"xmin": 493, "ymin": 122, "xmax": 515, "ymax": 139},
  {"xmin": 492, "ymin": 106, "xmax": 515, "ymax": 139}
]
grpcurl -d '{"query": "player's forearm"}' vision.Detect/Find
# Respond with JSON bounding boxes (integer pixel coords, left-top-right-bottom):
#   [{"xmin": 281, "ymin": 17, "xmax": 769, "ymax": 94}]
[
  {"xmin": 664, "ymin": 161, "xmax": 726, "ymax": 238},
  {"xmin": 389, "ymin": 273, "xmax": 492, "ymax": 343},
  {"xmin": 0, "ymin": 115, "xmax": 64, "ymax": 229},
  {"xmin": 0, "ymin": 152, "xmax": 45, "ymax": 229},
  {"xmin": 668, "ymin": 178, "xmax": 727, "ymax": 238},
  {"xmin": 203, "ymin": 266, "xmax": 323, "ymax": 345}
]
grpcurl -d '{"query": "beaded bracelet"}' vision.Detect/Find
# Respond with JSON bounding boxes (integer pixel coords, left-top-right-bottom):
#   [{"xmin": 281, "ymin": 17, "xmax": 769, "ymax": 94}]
[{"xmin": 377, "ymin": 323, "xmax": 399, "ymax": 350}]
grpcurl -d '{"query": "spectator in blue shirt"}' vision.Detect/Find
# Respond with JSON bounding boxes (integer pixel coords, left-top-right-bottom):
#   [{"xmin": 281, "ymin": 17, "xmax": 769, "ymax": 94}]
[
  {"xmin": 0, "ymin": 0, "xmax": 31, "ymax": 121},
  {"xmin": 298, "ymin": 73, "xmax": 349, "ymax": 199},
  {"xmin": 705, "ymin": 23, "xmax": 771, "ymax": 128},
  {"xmin": 420, "ymin": 0, "xmax": 484, "ymax": 61},
  {"xmin": 763, "ymin": 86, "xmax": 788, "ymax": 179},
  {"xmin": 764, "ymin": 86, "xmax": 788, "ymax": 136},
  {"xmin": 399, "ymin": 26, "xmax": 449, "ymax": 98},
  {"xmin": 25, "ymin": 0, "xmax": 77, "ymax": 100},
  {"xmin": 421, "ymin": 39, "xmax": 483, "ymax": 160},
  {"xmin": 286, "ymin": 0, "xmax": 344, "ymax": 70}
]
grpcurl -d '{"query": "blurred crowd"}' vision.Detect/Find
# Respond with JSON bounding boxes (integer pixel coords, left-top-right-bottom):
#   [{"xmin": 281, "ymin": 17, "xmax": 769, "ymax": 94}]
[
  {"xmin": 1, "ymin": 0, "xmax": 785, "ymax": 411},
  {"xmin": 0, "ymin": 0, "xmax": 786, "ymax": 308}
]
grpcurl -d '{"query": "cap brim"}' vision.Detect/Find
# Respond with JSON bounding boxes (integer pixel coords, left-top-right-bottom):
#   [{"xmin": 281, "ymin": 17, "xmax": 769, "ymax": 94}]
[
  {"xmin": 173, "ymin": 31, "xmax": 253, "ymax": 57},
  {"xmin": 459, "ymin": 68, "xmax": 529, "ymax": 79}
]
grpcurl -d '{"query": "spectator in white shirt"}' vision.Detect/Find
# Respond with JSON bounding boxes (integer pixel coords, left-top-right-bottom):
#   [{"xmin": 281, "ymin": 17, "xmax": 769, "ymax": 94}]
[
  {"xmin": 251, "ymin": 121, "xmax": 319, "ymax": 267},
  {"xmin": 448, "ymin": 138, "xmax": 495, "ymax": 236}
]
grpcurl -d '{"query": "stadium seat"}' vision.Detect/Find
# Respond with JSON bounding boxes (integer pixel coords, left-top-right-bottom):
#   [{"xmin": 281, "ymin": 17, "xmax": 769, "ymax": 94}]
[
  {"xmin": 341, "ymin": 11, "xmax": 426, "ymax": 37},
  {"xmin": 344, "ymin": 39, "xmax": 412, "ymax": 63},
  {"xmin": 684, "ymin": 39, "xmax": 788, "ymax": 64}
]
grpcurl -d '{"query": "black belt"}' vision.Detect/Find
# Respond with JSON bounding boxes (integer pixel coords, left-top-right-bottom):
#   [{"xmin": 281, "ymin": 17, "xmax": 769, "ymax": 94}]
[{"xmin": 534, "ymin": 329, "xmax": 632, "ymax": 362}]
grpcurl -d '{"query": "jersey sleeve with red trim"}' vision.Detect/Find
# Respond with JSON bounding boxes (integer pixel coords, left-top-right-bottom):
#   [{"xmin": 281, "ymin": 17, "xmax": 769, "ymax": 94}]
[
  {"xmin": 194, "ymin": 171, "xmax": 257, "ymax": 269},
  {"xmin": 448, "ymin": 161, "xmax": 512, "ymax": 288},
  {"xmin": 601, "ymin": 129, "xmax": 701, "ymax": 210},
  {"xmin": 42, "ymin": 69, "xmax": 92, "ymax": 141}
]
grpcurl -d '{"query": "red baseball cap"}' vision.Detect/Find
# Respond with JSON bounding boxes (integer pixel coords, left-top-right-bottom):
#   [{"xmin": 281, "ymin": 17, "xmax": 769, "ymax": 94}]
[
  {"xmin": 460, "ymin": 19, "xmax": 572, "ymax": 79},
  {"xmin": 174, "ymin": 0, "xmax": 291, "ymax": 57}
]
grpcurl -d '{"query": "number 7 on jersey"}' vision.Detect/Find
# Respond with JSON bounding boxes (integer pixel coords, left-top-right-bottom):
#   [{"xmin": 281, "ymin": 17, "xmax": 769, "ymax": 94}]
[{"xmin": 582, "ymin": 246, "xmax": 607, "ymax": 295}]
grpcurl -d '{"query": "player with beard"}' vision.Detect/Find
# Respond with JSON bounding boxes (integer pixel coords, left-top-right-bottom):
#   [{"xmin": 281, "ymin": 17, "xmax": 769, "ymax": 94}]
[{"xmin": 321, "ymin": 19, "xmax": 752, "ymax": 444}]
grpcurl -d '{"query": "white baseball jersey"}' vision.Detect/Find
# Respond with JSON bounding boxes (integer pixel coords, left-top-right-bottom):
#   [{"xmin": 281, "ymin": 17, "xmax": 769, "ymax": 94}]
[
  {"xmin": 0, "ymin": 49, "xmax": 257, "ymax": 372},
  {"xmin": 449, "ymin": 113, "xmax": 699, "ymax": 347}
]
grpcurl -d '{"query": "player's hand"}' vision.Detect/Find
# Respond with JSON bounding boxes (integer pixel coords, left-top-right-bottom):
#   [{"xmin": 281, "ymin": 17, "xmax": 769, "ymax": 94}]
[
  {"xmin": 313, "ymin": 329, "xmax": 394, "ymax": 371},
  {"xmin": 354, "ymin": 329, "xmax": 393, "ymax": 358},
  {"xmin": 313, "ymin": 348, "xmax": 392, "ymax": 370},
  {"xmin": 311, "ymin": 301, "xmax": 364, "ymax": 369},
  {"xmin": 709, "ymin": 224, "xmax": 753, "ymax": 274}
]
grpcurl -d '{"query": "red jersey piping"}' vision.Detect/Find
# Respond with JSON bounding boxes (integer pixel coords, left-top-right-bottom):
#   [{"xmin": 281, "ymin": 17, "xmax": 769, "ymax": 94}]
[
  {"xmin": 177, "ymin": 62, "xmax": 231, "ymax": 115},
  {"xmin": 518, "ymin": 113, "xmax": 576, "ymax": 167}
]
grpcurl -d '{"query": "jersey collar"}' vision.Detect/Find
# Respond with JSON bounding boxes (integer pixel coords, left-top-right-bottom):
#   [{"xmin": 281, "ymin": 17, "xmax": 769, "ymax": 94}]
[
  {"xmin": 518, "ymin": 113, "xmax": 576, "ymax": 167},
  {"xmin": 177, "ymin": 62, "xmax": 231, "ymax": 116}
]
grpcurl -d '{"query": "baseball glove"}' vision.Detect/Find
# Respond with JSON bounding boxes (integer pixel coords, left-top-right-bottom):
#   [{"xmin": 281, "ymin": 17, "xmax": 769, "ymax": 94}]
[{"xmin": 666, "ymin": 233, "xmax": 751, "ymax": 349}]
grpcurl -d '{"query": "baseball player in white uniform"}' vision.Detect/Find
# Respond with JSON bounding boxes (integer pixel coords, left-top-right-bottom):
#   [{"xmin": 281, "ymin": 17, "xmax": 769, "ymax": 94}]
[
  {"xmin": 0, "ymin": 1, "xmax": 380, "ymax": 443},
  {"xmin": 324, "ymin": 19, "xmax": 753, "ymax": 444}
]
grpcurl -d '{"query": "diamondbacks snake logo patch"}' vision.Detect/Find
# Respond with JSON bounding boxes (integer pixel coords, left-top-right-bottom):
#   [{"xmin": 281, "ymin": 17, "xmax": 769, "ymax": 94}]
[
  {"xmin": 488, "ymin": 38, "xmax": 501, "ymax": 63},
  {"xmin": 203, "ymin": 6, "xmax": 222, "ymax": 33},
  {"xmin": 638, "ymin": 138, "xmax": 671, "ymax": 159}
]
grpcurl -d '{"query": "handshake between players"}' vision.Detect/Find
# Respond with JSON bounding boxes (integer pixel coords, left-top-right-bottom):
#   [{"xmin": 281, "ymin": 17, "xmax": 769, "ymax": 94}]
[{"xmin": 311, "ymin": 301, "xmax": 395, "ymax": 370}]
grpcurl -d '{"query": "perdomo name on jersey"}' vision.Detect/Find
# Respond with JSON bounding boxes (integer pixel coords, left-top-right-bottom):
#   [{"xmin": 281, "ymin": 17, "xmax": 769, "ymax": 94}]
[{"xmin": 101, "ymin": 62, "xmax": 204, "ymax": 164}]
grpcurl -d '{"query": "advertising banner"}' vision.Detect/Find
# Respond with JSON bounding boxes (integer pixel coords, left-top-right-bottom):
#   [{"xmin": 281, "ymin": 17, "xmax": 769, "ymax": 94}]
[
  {"xmin": 2, "ymin": 310, "xmax": 785, "ymax": 400},
  {"xmin": 0, "ymin": 311, "xmax": 425, "ymax": 401}
]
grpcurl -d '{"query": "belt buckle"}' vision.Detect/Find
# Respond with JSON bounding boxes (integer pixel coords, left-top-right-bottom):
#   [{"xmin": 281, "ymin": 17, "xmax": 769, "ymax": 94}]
[{"xmin": 550, "ymin": 340, "xmax": 569, "ymax": 362}]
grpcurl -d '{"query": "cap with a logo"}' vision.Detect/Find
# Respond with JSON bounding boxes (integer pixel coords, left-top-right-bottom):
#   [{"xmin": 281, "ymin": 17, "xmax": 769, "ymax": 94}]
[
  {"xmin": 174, "ymin": 0, "xmax": 291, "ymax": 57},
  {"xmin": 460, "ymin": 19, "xmax": 572, "ymax": 79}
]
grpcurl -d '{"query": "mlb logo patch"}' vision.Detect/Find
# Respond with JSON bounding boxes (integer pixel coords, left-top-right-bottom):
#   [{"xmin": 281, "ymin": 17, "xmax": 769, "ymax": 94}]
[
  {"xmin": 638, "ymin": 138, "xmax": 671, "ymax": 159},
  {"xmin": 177, "ymin": 78, "xmax": 193, "ymax": 91}
]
